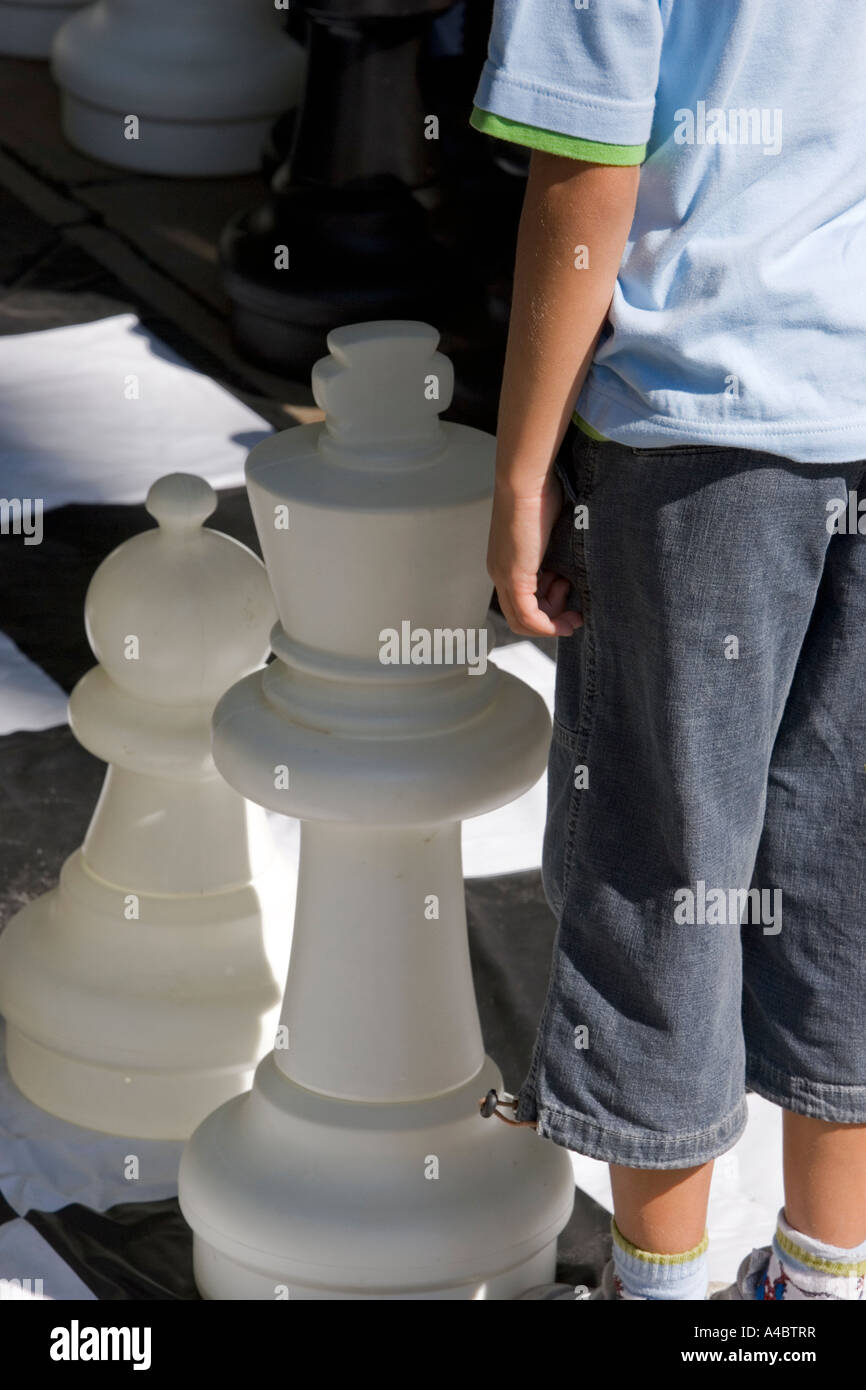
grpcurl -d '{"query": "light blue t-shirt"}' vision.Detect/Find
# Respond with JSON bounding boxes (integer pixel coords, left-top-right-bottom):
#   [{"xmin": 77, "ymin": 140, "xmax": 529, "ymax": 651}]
[{"xmin": 472, "ymin": 1, "xmax": 866, "ymax": 464}]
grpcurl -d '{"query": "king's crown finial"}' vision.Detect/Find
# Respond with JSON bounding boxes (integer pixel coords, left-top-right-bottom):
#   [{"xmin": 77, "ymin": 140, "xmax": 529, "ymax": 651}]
[{"xmin": 312, "ymin": 321, "xmax": 454, "ymax": 455}]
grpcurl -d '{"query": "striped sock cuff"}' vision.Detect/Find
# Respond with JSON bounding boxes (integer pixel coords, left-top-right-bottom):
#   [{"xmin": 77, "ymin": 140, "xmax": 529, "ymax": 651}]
[
  {"xmin": 611, "ymin": 1217, "xmax": 709, "ymax": 1266},
  {"xmin": 775, "ymin": 1210, "xmax": 866, "ymax": 1278}
]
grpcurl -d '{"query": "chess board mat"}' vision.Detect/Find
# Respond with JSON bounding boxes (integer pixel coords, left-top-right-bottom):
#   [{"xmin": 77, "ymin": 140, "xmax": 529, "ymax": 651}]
[{"xmin": 0, "ymin": 100, "xmax": 783, "ymax": 1303}]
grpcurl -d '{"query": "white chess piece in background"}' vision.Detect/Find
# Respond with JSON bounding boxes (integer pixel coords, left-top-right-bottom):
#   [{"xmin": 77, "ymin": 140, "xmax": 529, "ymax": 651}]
[
  {"xmin": 0, "ymin": 0, "xmax": 84, "ymax": 59},
  {"xmin": 52, "ymin": 0, "xmax": 305, "ymax": 176},
  {"xmin": 0, "ymin": 473, "xmax": 291, "ymax": 1139}
]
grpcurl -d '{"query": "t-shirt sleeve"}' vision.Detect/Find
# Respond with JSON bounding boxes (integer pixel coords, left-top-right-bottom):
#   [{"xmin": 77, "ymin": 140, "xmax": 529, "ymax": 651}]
[{"xmin": 471, "ymin": 0, "xmax": 664, "ymax": 165}]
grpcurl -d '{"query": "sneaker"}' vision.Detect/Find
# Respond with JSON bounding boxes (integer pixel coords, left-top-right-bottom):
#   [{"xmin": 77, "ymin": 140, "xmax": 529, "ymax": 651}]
[{"xmin": 710, "ymin": 1246, "xmax": 771, "ymax": 1300}]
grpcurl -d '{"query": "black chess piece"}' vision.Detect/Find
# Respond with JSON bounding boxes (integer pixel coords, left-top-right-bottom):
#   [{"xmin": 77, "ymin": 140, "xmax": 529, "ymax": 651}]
[
  {"xmin": 420, "ymin": 0, "xmax": 531, "ymax": 428},
  {"xmin": 221, "ymin": 0, "xmax": 461, "ymax": 379}
]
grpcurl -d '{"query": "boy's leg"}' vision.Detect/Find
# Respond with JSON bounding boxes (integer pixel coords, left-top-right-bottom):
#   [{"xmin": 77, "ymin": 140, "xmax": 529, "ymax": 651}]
[
  {"xmin": 748, "ymin": 1113, "xmax": 866, "ymax": 1299},
  {"xmin": 743, "ymin": 463, "xmax": 866, "ymax": 1138},
  {"xmin": 609, "ymin": 1116, "xmax": 866, "ymax": 1299},
  {"xmin": 522, "ymin": 435, "xmax": 864, "ymax": 1295},
  {"xmin": 741, "ymin": 496, "xmax": 866, "ymax": 1295},
  {"xmin": 606, "ymin": 1161, "xmax": 715, "ymax": 1300},
  {"xmin": 609, "ymin": 1161, "xmax": 713, "ymax": 1253},
  {"xmin": 523, "ymin": 435, "xmax": 847, "ymax": 1160},
  {"xmin": 783, "ymin": 1114, "xmax": 866, "ymax": 1247}
]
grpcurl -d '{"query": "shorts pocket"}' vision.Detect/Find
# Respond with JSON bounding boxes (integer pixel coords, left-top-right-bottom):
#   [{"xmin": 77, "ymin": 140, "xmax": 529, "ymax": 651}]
[
  {"xmin": 627, "ymin": 444, "xmax": 728, "ymax": 457},
  {"xmin": 553, "ymin": 437, "xmax": 600, "ymax": 907},
  {"xmin": 548, "ymin": 436, "xmax": 597, "ymax": 741},
  {"xmin": 557, "ymin": 430, "xmax": 598, "ymax": 503}
]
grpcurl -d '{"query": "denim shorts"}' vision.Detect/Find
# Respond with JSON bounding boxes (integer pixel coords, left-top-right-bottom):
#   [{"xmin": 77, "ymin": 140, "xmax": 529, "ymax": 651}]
[{"xmin": 515, "ymin": 431, "xmax": 866, "ymax": 1167}]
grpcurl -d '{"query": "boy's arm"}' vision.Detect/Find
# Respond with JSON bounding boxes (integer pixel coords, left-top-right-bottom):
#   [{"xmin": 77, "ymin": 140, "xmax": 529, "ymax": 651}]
[
  {"xmin": 487, "ymin": 151, "xmax": 640, "ymax": 637},
  {"xmin": 497, "ymin": 151, "xmax": 640, "ymax": 498}
]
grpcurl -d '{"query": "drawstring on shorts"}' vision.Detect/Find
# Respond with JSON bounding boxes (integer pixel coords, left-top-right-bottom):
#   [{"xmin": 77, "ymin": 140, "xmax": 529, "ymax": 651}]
[{"xmin": 479, "ymin": 1088, "xmax": 536, "ymax": 1128}]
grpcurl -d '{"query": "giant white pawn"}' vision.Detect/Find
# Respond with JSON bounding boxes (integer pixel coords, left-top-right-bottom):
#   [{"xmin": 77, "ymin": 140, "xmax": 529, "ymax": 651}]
[
  {"xmin": 51, "ymin": 0, "xmax": 305, "ymax": 176},
  {"xmin": 0, "ymin": 0, "xmax": 85, "ymax": 58},
  {"xmin": 179, "ymin": 323, "xmax": 575, "ymax": 1299},
  {"xmin": 0, "ymin": 474, "xmax": 290, "ymax": 1139}
]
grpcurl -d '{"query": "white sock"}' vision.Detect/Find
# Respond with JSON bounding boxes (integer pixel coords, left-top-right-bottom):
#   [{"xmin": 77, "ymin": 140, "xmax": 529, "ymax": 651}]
[
  {"xmin": 757, "ymin": 1208, "xmax": 866, "ymax": 1301},
  {"xmin": 611, "ymin": 1218, "xmax": 709, "ymax": 1300}
]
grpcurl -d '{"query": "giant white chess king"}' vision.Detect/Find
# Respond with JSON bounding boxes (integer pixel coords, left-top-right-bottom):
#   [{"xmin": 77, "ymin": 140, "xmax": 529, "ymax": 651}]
[{"xmin": 179, "ymin": 321, "xmax": 575, "ymax": 1299}]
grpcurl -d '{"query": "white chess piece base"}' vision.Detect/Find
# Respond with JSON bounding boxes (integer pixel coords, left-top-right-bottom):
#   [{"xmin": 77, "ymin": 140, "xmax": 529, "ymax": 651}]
[
  {"xmin": 59, "ymin": 96, "xmax": 285, "ymax": 178},
  {"xmin": 1, "ymin": 846, "xmax": 287, "ymax": 1140},
  {"xmin": 182, "ymin": 1054, "xmax": 571, "ymax": 1300}
]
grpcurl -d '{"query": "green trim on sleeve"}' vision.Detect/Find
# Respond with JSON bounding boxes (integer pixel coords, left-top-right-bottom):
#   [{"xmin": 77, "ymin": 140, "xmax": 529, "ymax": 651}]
[
  {"xmin": 572, "ymin": 411, "xmax": 610, "ymax": 442},
  {"xmin": 470, "ymin": 106, "xmax": 646, "ymax": 166}
]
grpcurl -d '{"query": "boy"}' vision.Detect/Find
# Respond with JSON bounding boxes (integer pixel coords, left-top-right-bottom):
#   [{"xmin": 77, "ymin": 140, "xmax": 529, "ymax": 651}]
[{"xmin": 471, "ymin": 1, "xmax": 866, "ymax": 1300}]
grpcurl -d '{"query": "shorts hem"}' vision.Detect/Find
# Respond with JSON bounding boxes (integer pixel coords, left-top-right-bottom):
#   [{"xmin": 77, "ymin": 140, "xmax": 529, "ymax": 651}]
[
  {"xmin": 516, "ymin": 1092, "xmax": 749, "ymax": 1169},
  {"xmin": 745, "ymin": 1055, "xmax": 866, "ymax": 1124}
]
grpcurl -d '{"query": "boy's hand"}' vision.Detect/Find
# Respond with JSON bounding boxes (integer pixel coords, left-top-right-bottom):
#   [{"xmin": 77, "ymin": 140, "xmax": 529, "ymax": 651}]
[
  {"xmin": 486, "ymin": 151, "xmax": 638, "ymax": 638},
  {"xmin": 487, "ymin": 469, "xmax": 583, "ymax": 638}
]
